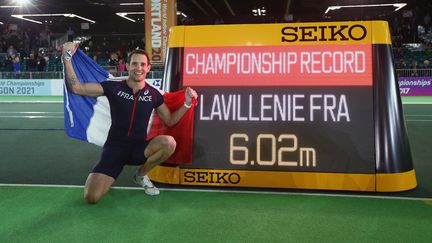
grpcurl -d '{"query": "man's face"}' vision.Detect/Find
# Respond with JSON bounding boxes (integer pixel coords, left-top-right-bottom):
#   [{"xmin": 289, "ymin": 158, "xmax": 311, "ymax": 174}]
[{"xmin": 126, "ymin": 54, "xmax": 150, "ymax": 82}]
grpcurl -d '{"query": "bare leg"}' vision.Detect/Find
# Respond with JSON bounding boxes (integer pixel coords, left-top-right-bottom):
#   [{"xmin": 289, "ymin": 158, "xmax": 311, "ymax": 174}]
[
  {"xmin": 84, "ymin": 173, "xmax": 115, "ymax": 204},
  {"xmin": 139, "ymin": 135, "xmax": 176, "ymax": 175}
]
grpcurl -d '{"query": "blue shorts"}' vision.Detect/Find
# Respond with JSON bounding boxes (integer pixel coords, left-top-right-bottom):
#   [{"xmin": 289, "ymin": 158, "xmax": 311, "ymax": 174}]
[{"xmin": 92, "ymin": 139, "xmax": 150, "ymax": 179}]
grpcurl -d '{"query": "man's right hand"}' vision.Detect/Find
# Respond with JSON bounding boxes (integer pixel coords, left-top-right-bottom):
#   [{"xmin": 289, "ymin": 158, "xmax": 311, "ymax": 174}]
[
  {"xmin": 62, "ymin": 41, "xmax": 104, "ymax": 97},
  {"xmin": 62, "ymin": 42, "xmax": 78, "ymax": 60}
]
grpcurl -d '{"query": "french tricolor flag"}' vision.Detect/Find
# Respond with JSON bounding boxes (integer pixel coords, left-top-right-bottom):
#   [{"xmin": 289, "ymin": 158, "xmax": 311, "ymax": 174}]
[{"xmin": 63, "ymin": 48, "xmax": 195, "ymax": 164}]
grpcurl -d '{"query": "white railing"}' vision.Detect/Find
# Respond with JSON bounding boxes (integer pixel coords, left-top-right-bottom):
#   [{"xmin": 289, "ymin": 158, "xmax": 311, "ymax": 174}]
[
  {"xmin": 395, "ymin": 69, "xmax": 432, "ymax": 77},
  {"xmin": 0, "ymin": 72, "xmax": 63, "ymax": 79},
  {"xmin": 0, "ymin": 71, "xmax": 164, "ymax": 79}
]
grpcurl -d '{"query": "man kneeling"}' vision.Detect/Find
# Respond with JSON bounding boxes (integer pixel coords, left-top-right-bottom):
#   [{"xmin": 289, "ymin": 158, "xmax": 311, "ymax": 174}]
[{"xmin": 62, "ymin": 42, "xmax": 197, "ymax": 203}]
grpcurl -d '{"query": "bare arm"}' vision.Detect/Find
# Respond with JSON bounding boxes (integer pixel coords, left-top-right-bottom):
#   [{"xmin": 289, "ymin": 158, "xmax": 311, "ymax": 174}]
[
  {"xmin": 156, "ymin": 87, "xmax": 198, "ymax": 127},
  {"xmin": 63, "ymin": 42, "xmax": 104, "ymax": 97}
]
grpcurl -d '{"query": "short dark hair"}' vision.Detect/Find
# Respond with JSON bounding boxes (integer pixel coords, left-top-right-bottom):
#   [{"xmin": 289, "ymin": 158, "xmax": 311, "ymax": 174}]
[{"xmin": 127, "ymin": 49, "xmax": 150, "ymax": 64}]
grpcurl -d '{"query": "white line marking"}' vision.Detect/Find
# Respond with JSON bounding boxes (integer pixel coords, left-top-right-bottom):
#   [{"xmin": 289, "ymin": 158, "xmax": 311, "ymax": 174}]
[
  {"xmin": 0, "ymin": 184, "xmax": 83, "ymax": 189},
  {"xmin": 0, "ymin": 112, "xmax": 63, "ymax": 114},
  {"xmin": 0, "ymin": 183, "xmax": 430, "ymax": 201},
  {"xmin": 406, "ymin": 119, "xmax": 432, "ymax": 122},
  {"xmin": 0, "ymin": 101, "xmax": 62, "ymax": 104},
  {"xmin": 0, "ymin": 116, "xmax": 63, "ymax": 118},
  {"xmin": 403, "ymin": 102, "xmax": 432, "ymax": 105}
]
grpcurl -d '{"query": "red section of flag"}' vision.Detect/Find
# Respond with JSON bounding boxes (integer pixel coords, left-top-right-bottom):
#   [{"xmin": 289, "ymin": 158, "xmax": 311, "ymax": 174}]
[
  {"xmin": 147, "ymin": 90, "xmax": 197, "ymax": 164},
  {"xmin": 183, "ymin": 45, "xmax": 372, "ymax": 86}
]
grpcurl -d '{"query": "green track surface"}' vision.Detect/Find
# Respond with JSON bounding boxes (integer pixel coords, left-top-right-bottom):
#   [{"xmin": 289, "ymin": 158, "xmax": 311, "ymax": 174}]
[
  {"xmin": 0, "ymin": 96, "xmax": 432, "ymax": 242},
  {"xmin": 0, "ymin": 95, "xmax": 431, "ymax": 243},
  {"xmin": 402, "ymin": 96, "xmax": 432, "ymax": 103},
  {"xmin": 0, "ymin": 96, "xmax": 63, "ymax": 103},
  {"xmin": 0, "ymin": 97, "xmax": 432, "ymax": 198},
  {"xmin": 0, "ymin": 186, "xmax": 431, "ymax": 243}
]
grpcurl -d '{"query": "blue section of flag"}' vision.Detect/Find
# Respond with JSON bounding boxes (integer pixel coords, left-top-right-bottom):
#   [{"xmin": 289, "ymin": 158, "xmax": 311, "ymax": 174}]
[{"xmin": 63, "ymin": 48, "xmax": 109, "ymax": 141}]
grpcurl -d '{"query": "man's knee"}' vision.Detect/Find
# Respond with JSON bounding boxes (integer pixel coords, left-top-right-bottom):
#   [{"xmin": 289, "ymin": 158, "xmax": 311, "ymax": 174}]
[
  {"xmin": 83, "ymin": 173, "xmax": 114, "ymax": 204},
  {"xmin": 146, "ymin": 135, "xmax": 177, "ymax": 158},
  {"xmin": 84, "ymin": 191, "xmax": 103, "ymax": 204},
  {"xmin": 165, "ymin": 136, "xmax": 177, "ymax": 154},
  {"xmin": 158, "ymin": 135, "xmax": 176, "ymax": 154}
]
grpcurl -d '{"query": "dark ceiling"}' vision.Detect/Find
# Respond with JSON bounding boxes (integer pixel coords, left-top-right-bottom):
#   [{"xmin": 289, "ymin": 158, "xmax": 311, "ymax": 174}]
[{"xmin": 0, "ymin": 0, "xmax": 429, "ymax": 34}]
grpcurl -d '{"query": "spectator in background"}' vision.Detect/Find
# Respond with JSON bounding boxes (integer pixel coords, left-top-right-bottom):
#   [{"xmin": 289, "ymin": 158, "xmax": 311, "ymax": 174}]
[
  {"xmin": 12, "ymin": 55, "xmax": 21, "ymax": 72},
  {"xmin": 92, "ymin": 55, "xmax": 98, "ymax": 63},
  {"xmin": 3, "ymin": 57, "xmax": 12, "ymax": 71},
  {"xmin": 16, "ymin": 40, "xmax": 27, "ymax": 58},
  {"xmin": 411, "ymin": 60, "xmax": 419, "ymax": 76},
  {"xmin": 108, "ymin": 52, "xmax": 119, "ymax": 66},
  {"xmin": 422, "ymin": 59, "xmax": 430, "ymax": 69},
  {"xmin": 397, "ymin": 59, "xmax": 407, "ymax": 69},
  {"xmin": 27, "ymin": 53, "xmax": 38, "ymax": 72},
  {"xmin": 37, "ymin": 54, "xmax": 46, "ymax": 71},
  {"xmin": 6, "ymin": 45, "xmax": 17, "ymax": 58},
  {"xmin": 43, "ymin": 52, "xmax": 50, "ymax": 68},
  {"xmin": 118, "ymin": 59, "xmax": 126, "ymax": 72}
]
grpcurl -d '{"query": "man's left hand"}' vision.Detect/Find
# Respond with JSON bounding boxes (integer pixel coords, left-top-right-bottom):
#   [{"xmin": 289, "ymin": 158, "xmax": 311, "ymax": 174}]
[{"xmin": 185, "ymin": 87, "xmax": 198, "ymax": 106}]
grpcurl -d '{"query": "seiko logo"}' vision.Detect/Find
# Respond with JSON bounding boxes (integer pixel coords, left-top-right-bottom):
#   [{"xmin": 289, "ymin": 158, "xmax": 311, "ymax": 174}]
[
  {"xmin": 183, "ymin": 171, "xmax": 240, "ymax": 184},
  {"xmin": 281, "ymin": 24, "xmax": 367, "ymax": 42}
]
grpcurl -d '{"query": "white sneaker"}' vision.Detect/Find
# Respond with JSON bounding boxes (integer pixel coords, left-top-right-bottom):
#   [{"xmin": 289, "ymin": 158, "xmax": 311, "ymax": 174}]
[{"xmin": 134, "ymin": 173, "xmax": 160, "ymax": 196}]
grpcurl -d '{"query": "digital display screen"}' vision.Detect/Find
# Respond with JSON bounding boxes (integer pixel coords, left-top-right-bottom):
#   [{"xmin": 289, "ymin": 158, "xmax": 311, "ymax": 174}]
[{"xmin": 183, "ymin": 44, "xmax": 375, "ymax": 173}]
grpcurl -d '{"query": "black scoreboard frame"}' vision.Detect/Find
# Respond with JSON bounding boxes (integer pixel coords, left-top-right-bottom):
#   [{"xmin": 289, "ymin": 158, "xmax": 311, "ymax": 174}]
[{"xmin": 148, "ymin": 21, "xmax": 416, "ymax": 192}]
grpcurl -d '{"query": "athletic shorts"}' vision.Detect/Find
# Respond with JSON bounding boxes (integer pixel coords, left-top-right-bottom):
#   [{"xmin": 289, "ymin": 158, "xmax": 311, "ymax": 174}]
[{"xmin": 92, "ymin": 139, "xmax": 150, "ymax": 179}]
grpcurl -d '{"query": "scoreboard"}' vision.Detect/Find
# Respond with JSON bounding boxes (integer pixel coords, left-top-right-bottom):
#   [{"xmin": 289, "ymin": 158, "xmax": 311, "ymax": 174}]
[{"xmin": 149, "ymin": 21, "xmax": 417, "ymax": 192}]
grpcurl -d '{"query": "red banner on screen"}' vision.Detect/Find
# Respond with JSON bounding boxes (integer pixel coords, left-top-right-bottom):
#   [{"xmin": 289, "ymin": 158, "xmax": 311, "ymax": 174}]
[{"xmin": 183, "ymin": 45, "xmax": 372, "ymax": 87}]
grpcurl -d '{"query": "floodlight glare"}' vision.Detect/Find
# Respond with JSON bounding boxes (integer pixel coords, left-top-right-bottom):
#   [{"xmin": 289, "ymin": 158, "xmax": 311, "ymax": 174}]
[
  {"xmin": 177, "ymin": 11, "xmax": 187, "ymax": 17},
  {"xmin": 116, "ymin": 12, "xmax": 138, "ymax": 22},
  {"xmin": 324, "ymin": 3, "xmax": 407, "ymax": 16},
  {"xmin": 11, "ymin": 13, "xmax": 96, "ymax": 24},
  {"xmin": 15, "ymin": 0, "xmax": 30, "ymax": 6},
  {"xmin": 0, "ymin": 5, "xmax": 22, "ymax": 8},
  {"xmin": 11, "ymin": 14, "xmax": 42, "ymax": 24},
  {"xmin": 252, "ymin": 7, "xmax": 266, "ymax": 16},
  {"xmin": 116, "ymin": 11, "xmax": 188, "ymax": 22},
  {"xmin": 119, "ymin": 3, "xmax": 143, "ymax": 5}
]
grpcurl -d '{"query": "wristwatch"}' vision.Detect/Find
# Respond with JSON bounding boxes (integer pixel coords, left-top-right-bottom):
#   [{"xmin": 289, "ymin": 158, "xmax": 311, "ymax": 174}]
[
  {"xmin": 64, "ymin": 50, "xmax": 73, "ymax": 61},
  {"xmin": 183, "ymin": 102, "xmax": 192, "ymax": 108}
]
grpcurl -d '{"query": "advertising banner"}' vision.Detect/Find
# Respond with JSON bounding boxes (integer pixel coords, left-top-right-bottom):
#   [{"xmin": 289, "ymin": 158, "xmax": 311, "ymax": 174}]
[
  {"xmin": 0, "ymin": 79, "xmax": 62, "ymax": 96},
  {"xmin": 398, "ymin": 77, "xmax": 432, "ymax": 96},
  {"xmin": 145, "ymin": 0, "xmax": 177, "ymax": 65}
]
